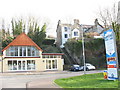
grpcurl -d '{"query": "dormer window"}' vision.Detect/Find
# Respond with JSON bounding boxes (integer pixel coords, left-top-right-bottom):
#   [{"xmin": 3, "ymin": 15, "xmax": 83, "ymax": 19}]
[{"xmin": 74, "ymin": 31, "xmax": 78, "ymax": 36}]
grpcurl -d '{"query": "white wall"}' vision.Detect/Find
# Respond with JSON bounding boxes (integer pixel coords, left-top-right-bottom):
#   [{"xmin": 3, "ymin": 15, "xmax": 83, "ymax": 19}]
[{"xmin": 61, "ymin": 27, "xmax": 71, "ymax": 48}]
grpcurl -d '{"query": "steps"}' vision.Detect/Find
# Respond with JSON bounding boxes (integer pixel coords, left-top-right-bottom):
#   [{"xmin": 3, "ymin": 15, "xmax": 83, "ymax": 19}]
[{"xmin": 56, "ymin": 45, "xmax": 77, "ymax": 65}]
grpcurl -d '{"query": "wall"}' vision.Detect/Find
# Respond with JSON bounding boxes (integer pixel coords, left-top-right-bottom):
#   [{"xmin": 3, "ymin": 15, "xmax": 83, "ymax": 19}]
[{"xmin": 57, "ymin": 59, "xmax": 64, "ymax": 70}]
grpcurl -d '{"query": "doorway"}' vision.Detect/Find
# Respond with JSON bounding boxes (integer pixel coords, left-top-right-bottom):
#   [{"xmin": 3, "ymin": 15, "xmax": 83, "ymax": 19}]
[{"xmin": 46, "ymin": 60, "xmax": 57, "ymax": 70}]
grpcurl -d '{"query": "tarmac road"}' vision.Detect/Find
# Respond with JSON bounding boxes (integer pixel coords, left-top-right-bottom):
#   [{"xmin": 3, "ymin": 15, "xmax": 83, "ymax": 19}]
[{"xmin": 0, "ymin": 70, "xmax": 104, "ymax": 89}]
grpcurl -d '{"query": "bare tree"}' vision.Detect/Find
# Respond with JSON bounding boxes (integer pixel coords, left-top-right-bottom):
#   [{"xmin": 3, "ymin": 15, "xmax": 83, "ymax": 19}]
[
  {"xmin": 97, "ymin": 2, "xmax": 120, "ymax": 40},
  {"xmin": 97, "ymin": 3, "xmax": 118, "ymax": 29}
]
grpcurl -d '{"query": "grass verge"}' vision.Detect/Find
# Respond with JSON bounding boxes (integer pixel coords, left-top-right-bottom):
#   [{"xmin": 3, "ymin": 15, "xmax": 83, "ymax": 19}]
[{"xmin": 54, "ymin": 73, "xmax": 119, "ymax": 88}]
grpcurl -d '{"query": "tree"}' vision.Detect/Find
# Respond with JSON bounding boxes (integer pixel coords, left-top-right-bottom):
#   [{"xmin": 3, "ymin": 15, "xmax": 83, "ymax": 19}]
[
  {"xmin": 2, "ymin": 19, "xmax": 6, "ymax": 40},
  {"xmin": 1, "ymin": 16, "xmax": 48, "ymax": 49},
  {"xmin": 32, "ymin": 23, "xmax": 46, "ymax": 46},
  {"xmin": 112, "ymin": 22, "xmax": 120, "ymax": 41},
  {"xmin": 11, "ymin": 19, "xmax": 24, "ymax": 38},
  {"xmin": 97, "ymin": 3, "xmax": 120, "ymax": 41}
]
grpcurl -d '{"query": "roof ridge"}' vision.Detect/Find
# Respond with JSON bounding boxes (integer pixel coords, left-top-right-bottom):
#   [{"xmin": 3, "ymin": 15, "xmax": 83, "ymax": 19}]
[{"xmin": 2, "ymin": 33, "xmax": 43, "ymax": 51}]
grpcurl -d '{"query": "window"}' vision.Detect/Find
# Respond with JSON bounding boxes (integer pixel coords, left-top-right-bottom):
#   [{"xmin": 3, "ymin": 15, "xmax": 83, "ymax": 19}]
[
  {"xmin": 64, "ymin": 27, "xmax": 68, "ymax": 32},
  {"xmin": 74, "ymin": 31, "xmax": 78, "ymax": 36},
  {"xmin": 52, "ymin": 60, "xmax": 57, "ymax": 69},
  {"xmin": 6, "ymin": 49, "xmax": 10, "ymax": 56},
  {"xmin": 23, "ymin": 47, "xmax": 26, "ymax": 56},
  {"xmin": 64, "ymin": 34, "xmax": 68, "ymax": 38},
  {"xmin": 20, "ymin": 47, "xmax": 22, "ymax": 56},
  {"xmin": 50, "ymin": 55, "xmax": 53, "ymax": 58},
  {"xmin": 15, "ymin": 47, "xmax": 18, "ymax": 56},
  {"xmin": 8, "ymin": 61, "xmax": 12, "ymax": 70},
  {"xmin": 53, "ymin": 55, "xmax": 57, "ymax": 58},
  {"xmin": 31, "ymin": 47, "xmax": 35, "ymax": 56},
  {"xmin": 28, "ymin": 46, "xmax": 31, "ymax": 56},
  {"xmin": 57, "ymin": 55, "xmax": 61, "ymax": 58},
  {"xmin": 10, "ymin": 47, "xmax": 15, "ymax": 56},
  {"xmin": 46, "ymin": 60, "xmax": 57, "ymax": 70},
  {"xmin": 13, "ymin": 60, "xmax": 17, "ymax": 70},
  {"xmin": 27, "ymin": 60, "xmax": 35, "ymax": 70},
  {"xmin": 6, "ymin": 46, "xmax": 39, "ymax": 57},
  {"xmin": 8, "ymin": 60, "xmax": 35, "ymax": 71},
  {"xmin": 36, "ymin": 50, "xmax": 39, "ymax": 56},
  {"xmin": 42, "ymin": 55, "xmax": 46, "ymax": 58}
]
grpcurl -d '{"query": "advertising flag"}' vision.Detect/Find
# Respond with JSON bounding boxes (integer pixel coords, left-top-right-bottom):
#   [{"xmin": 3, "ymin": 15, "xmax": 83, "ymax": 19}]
[{"xmin": 104, "ymin": 29, "xmax": 119, "ymax": 80}]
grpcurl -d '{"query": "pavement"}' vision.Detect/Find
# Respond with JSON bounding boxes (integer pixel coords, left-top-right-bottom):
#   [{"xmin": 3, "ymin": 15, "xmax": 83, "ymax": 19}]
[
  {"xmin": 0, "ymin": 70, "xmax": 104, "ymax": 89},
  {"xmin": 0, "ymin": 70, "xmax": 68, "ymax": 76}
]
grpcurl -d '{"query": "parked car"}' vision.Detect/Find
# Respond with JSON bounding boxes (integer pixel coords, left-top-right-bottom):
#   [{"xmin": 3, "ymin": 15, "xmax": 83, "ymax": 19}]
[
  {"xmin": 69, "ymin": 64, "xmax": 81, "ymax": 71},
  {"xmin": 81, "ymin": 63, "xmax": 96, "ymax": 71}
]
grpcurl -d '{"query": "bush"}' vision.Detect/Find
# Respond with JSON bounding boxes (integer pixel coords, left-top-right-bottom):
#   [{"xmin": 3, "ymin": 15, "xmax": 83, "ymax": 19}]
[{"xmin": 64, "ymin": 38, "xmax": 106, "ymax": 68}]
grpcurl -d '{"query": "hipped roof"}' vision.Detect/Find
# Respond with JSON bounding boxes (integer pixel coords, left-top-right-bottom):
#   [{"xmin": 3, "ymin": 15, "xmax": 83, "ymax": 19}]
[{"xmin": 2, "ymin": 33, "xmax": 43, "ymax": 51}]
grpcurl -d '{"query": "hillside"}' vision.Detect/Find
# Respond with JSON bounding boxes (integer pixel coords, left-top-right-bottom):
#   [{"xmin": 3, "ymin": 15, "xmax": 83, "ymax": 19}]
[{"xmin": 63, "ymin": 38, "xmax": 120, "ymax": 69}]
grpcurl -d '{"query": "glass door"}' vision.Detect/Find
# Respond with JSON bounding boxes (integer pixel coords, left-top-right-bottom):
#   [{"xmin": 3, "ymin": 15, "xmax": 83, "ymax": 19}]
[
  {"xmin": 46, "ymin": 60, "xmax": 57, "ymax": 70},
  {"xmin": 8, "ymin": 60, "xmax": 35, "ymax": 71},
  {"xmin": 52, "ymin": 60, "xmax": 57, "ymax": 69},
  {"xmin": 22, "ymin": 61, "xmax": 26, "ymax": 70},
  {"xmin": 18, "ymin": 61, "xmax": 22, "ymax": 70}
]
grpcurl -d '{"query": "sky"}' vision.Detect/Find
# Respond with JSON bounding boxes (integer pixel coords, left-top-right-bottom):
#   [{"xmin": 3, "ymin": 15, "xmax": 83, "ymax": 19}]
[{"xmin": 0, "ymin": 0, "xmax": 120, "ymax": 37}]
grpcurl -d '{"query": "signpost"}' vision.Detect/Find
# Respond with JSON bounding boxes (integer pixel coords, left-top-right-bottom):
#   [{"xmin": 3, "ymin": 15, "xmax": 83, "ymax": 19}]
[{"xmin": 104, "ymin": 29, "xmax": 119, "ymax": 80}]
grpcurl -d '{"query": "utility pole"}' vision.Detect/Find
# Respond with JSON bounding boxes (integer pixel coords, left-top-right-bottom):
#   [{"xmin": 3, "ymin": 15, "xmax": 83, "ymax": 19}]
[{"xmin": 81, "ymin": 24, "xmax": 86, "ymax": 74}]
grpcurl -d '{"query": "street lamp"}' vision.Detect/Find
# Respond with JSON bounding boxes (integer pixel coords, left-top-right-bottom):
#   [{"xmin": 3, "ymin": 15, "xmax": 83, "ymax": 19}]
[{"xmin": 81, "ymin": 24, "xmax": 86, "ymax": 74}]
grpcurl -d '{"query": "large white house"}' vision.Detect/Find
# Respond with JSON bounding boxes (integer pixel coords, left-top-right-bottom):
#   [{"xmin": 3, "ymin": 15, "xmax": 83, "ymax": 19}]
[
  {"xmin": 56, "ymin": 19, "xmax": 82, "ymax": 48},
  {"xmin": 56, "ymin": 19, "xmax": 104, "ymax": 48}
]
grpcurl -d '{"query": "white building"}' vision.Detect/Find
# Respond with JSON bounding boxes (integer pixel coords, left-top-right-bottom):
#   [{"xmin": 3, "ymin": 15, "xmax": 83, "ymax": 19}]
[
  {"xmin": 56, "ymin": 19, "xmax": 104, "ymax": 48},
  {"xmin": 56, "ymin": 19, "xmax": 82, "ymax": 48},
  {"xmin": 84, "ymin": 19, "xmax": 104, "ymax": 36}
]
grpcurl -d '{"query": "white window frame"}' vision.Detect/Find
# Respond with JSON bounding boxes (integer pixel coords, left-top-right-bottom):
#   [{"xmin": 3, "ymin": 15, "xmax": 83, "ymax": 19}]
[
  {"xmin": 45, "ymin": 59, "xmax": 58, "ymax": 70},
  {"xmin": 7, "ymin": 60, "xmax": 36, "ymax": 71},
  {"xmin": 6, "ymin": 46, "xmax": 39, "ymax": 57}
]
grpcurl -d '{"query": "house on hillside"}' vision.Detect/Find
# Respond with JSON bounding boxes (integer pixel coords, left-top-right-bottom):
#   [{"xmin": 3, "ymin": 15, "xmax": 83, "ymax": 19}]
[
  {"xmin": 56, "ymin": 19, "xmax": 104, "ymax": 48},
  {"xmin": 84, "ymin": 19, "xmax": 104, "ymax": 38},
  {"xmin": 56, "ymin": 19, "xmax": 82, "ymax": 48},
  {"xmin": 0, "ymin": 33, "xmax": 64, "ymax": 72}
]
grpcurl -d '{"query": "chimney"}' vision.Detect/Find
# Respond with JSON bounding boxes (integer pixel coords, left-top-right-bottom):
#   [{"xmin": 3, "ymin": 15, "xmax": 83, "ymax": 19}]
[
  {"xmin": 74, "ymin": 19, "xmax": 79, "ymax": 25},
  {"xmin": 94, "ymin": 19, "xmax": 98, "ymax": 26}
]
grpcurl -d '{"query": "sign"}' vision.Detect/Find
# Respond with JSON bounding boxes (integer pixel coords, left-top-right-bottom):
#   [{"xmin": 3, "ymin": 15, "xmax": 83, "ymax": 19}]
[{"xmin": 104, "ymin": 29, "xmax": 119, "ymax": 80}]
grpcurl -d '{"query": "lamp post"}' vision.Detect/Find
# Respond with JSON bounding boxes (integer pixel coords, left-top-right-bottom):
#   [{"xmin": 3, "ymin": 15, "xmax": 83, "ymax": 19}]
[
  {"xmin": 81, "ymin": 24, "xmax": 86, "ymax": 74},
  {"xmin": 1, "ymin": 56, "xmax": 3, "ymax": 73}
]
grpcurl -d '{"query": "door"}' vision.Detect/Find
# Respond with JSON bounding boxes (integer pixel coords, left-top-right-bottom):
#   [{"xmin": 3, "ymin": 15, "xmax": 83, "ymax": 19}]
[
  {"xmin": 18, "ymin": 61, "xmax": 22, "ymax": 70},
  {"xmin": 22, "ymin": 61, "xmax": 26, "ymax": 70},
  {"xmin": 46, "ymin": 60, "xmax": 57, "ymax": 70}
]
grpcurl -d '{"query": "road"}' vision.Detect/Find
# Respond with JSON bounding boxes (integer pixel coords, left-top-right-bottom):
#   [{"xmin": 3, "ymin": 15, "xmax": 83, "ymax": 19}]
[{"xmin": 0, "ymin": 70, "xmax": 104, "ymax": 89}]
